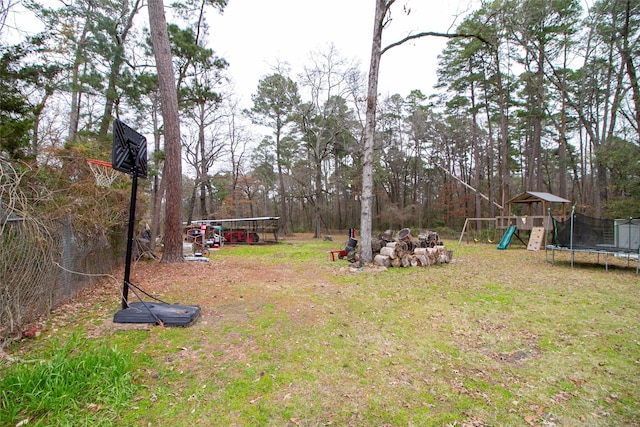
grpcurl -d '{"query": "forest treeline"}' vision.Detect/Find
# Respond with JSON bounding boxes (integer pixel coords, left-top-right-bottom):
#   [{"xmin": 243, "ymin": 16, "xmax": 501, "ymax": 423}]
[{"xmin": 1, "ymin": 0, "xmax": 638, "ymax": 240}]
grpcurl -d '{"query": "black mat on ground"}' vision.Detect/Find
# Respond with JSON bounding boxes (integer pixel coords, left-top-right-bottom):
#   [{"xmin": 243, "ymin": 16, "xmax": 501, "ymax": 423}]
[{"xmin": 113, "ymin": 302, "xmax": 201, "ymax": 327}]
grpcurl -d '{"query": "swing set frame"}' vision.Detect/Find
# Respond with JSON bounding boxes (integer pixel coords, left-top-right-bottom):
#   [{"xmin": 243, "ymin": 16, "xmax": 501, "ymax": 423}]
[{"xmin": 459, "ymin": 218, "xmax": 500, "ymax": 244}]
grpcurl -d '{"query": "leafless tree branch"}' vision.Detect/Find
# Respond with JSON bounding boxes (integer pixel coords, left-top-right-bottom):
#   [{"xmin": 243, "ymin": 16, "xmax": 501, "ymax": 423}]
[{"xmin": 381, "ymin": 31, "xmax": 491, "ymax": 55}]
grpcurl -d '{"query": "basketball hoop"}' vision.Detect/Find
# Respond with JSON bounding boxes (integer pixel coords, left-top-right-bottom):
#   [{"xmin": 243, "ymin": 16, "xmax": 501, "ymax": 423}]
[{"xmin": 86, "ymin": 159, "xmax": 119, "ymax": 187}]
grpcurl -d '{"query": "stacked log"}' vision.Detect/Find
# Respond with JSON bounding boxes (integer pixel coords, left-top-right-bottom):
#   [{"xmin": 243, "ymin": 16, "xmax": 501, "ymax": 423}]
[
  {"xmin": 371, "ymin": 228, "xmax": 452, "ymax": 268},
  {"xmin": 373, "ymin": 254, "xmax": 391, "ymax": 267}
]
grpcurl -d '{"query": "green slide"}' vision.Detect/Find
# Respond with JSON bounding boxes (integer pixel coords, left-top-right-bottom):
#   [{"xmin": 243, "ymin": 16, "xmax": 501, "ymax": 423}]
[{"xmin": 497, "ymin": 225, "xmax": 517, "ymax": 250}]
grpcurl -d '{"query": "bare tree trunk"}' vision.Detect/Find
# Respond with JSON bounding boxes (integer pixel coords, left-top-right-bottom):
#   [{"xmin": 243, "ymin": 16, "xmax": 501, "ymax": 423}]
[
  {"xmin": 199, "ymin": 180, "xmax": 207, "ymax": 219},
  {"xmin": 198, "ymin": 103, "xmax": 207, "ymax": 219},
  {"xmin": 276, "ymin": 131, "xmax": 291, "ymax": 236},
  {"xmin": 187, "ymin": 184, "xmax": 197, "ymax": 224},
  {"xmin": 68, "ymin": 21, "xmax": 90, "ymax": 142},
  {"xmin": 470, "ymin": 77, "xmax": 482, "ymax": 230},
  {"xmin": 150, "ymin": 171, "xmax": 165, "ymax": 247},
  {"xmin": 150, "ymin": 95, "xmax": 163, "ymax": 247},
  {"xmin": 621, "ymin": 0, "xmax": 640, "ymax": 139},
  {"xmin": 533, "ymin": 47, "xmax": 544, "ymax": 194},
  {"xmin": 360, "ymin": 0, "xmax": 391, "ymax": 265},
  {"xmin": 334, "ymin": 154, "xmax": 347, "ymax": 230},
  {"xmin": 494, "ymin": 50, "xmax": 510, "ymax": 213},
  {"xmin": 314, "ymin": 161, "xmax": 323, "ymax": 238},
  {"xmin": 559, "ymin": 108, "xmax": 568, "ymax": 198},
  {"xmin": 148, "ymin": 0, "xmax": 183, "ymax": 263},
  {"xmin": 29, "ymin": 91, "xmax": 52, "ymax": 157}
]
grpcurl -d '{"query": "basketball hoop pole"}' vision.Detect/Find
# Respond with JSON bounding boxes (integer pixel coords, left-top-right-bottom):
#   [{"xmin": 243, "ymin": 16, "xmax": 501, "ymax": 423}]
[{"xmin": 121, "ymin": 163, "xmax": 139, "ymax": 309}]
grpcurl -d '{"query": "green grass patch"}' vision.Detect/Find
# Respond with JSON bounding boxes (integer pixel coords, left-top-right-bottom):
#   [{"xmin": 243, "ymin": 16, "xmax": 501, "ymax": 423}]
[
  {"xmin": 6, "ymin": 239, "xmax": 640, "ymax": 426},
  {"xmin": 0, "ymin": 334, "xmax": 139, "ymax": 426}
]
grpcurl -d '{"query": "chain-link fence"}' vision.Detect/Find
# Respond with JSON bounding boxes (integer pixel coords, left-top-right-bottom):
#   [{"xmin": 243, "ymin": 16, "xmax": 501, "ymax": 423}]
[
  {"xmin": 1, "ymin": 157, "xmax": 129, "ymax": 347},
  {"xmin": 0, "ymin": 216, "xmax": 124, "ymax": 345}
]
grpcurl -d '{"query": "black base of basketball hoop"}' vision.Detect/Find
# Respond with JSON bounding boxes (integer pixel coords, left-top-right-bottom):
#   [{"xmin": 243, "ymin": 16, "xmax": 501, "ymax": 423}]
[{"xmin": 114, "ymin": 302, "xmax": 201, "ymax": 327}]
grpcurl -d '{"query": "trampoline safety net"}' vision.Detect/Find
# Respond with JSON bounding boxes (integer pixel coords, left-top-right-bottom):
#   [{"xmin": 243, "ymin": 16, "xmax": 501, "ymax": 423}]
[{"xmin": 551, "ymin": 214, "xmax": 639, "ymax": 252}]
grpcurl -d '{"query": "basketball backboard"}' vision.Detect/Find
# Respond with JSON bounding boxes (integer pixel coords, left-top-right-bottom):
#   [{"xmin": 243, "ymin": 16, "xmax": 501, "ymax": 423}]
[{"xmin": 112, "ymin": 119, "xmax": 148, "ymax": 179}]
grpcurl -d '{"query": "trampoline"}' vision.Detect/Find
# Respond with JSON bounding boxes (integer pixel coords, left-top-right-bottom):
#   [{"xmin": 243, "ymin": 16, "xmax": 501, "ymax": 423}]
[{"xmin": 546, "ymin": 208, "xmax": 639, "ymax": 273}]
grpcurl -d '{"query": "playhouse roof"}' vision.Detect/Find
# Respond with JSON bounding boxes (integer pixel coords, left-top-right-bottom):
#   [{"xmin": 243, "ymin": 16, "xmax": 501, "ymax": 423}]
[
  {"xmin": 508, "ymin": 191, "xmax": 571, "ymax": 205},
  {"xmin": 506, "ymin": 191, "xmax": 571, "ymax": 217}
]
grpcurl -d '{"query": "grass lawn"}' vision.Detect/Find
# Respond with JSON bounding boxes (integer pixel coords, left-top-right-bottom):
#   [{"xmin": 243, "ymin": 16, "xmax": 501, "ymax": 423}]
[{"xmin": 2, "ymin": 235, "xmax": 639, "ymax": 426}]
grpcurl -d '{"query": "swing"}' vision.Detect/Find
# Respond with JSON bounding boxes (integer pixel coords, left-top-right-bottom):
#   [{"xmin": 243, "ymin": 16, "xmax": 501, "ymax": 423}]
[
  {"xmin": 487, "ymin": 227, "xmax": 496, "ymax": 244},
  {"xmin": 471, "ymin": 227, "xmax": 479, "ymax": 243},
  {"xmin": 471, "ymin": 223, "xmax": 497, "ymax": 243}
]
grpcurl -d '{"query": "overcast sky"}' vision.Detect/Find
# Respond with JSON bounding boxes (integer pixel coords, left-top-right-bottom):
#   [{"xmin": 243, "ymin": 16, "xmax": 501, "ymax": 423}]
[
  {"xmin": 5, "ymin": 0, "xmax": 477, "ymax": 107},
  {"xmin": 208, "ymin": 0, "xmax": 478, "ymax": 107}
]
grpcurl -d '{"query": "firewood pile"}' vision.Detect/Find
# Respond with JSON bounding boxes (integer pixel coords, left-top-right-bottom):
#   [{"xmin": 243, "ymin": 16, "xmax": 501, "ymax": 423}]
[{"xmin": 371, "ymin": 228, "xmax": 453, "ymax": 268}]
